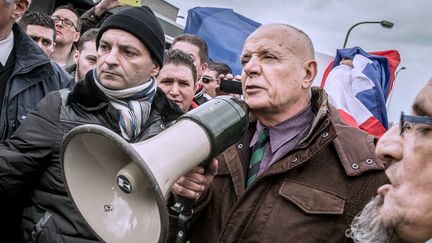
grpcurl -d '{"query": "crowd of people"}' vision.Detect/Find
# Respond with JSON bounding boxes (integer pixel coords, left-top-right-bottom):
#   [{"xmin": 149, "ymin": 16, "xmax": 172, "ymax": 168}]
[{"xmin": 0, "ymin": 0, "xmax": 431, "ymax": 242}]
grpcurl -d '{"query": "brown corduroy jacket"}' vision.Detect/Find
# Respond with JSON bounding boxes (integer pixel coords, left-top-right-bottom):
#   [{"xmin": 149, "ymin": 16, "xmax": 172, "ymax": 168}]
[{"xmin": 186, "ymin": 87, "xmax": 389, "ymax": 243}]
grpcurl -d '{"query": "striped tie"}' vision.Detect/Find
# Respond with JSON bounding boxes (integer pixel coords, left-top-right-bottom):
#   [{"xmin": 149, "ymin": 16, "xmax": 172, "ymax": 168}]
[{"xmin": 246, "ymin": 129, "xmax": 269, "ymax": 187}]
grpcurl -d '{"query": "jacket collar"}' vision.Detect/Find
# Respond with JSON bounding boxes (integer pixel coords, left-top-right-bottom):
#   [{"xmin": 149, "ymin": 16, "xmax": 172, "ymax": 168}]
[
  {"xmin": 244, "ymin": 87, "xmax": 384, "ymax": 179},
  {"xmin": 12, "ymin": 24, "xmax": 50, "ymax": 74},
  {"xmin": 278, "ymin": 87, "xmax": 385, "ymax": 176}
]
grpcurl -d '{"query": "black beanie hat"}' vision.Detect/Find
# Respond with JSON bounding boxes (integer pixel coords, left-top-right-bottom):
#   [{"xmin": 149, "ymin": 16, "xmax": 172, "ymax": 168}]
[{"xmin": 96, "ymin": 6, "xmax": 165, "ymax": 68}]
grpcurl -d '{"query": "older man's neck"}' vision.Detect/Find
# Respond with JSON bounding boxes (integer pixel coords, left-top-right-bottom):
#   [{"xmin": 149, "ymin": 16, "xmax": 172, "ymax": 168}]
[{"xmin": 254, "ymin": 98, "xmax": 311, "ymax": 128}]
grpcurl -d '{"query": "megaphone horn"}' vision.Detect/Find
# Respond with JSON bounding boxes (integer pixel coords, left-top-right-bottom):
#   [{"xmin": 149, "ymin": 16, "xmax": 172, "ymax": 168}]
[{"xmin": 61, "ymin": 96, "xmax": 249, "ymax": 243}]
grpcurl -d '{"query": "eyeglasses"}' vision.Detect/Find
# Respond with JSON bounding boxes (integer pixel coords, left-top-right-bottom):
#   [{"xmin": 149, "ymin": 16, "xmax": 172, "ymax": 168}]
[
  {"xmin": 399, "ymin": 111, "xmax": 432, "ymax": 136},
  {"xmin": 200, "ymin": 76, "xmax": 216, "ymax": 84},
  {"xmin": 51, "ymin": 16, "xmax": 78, "ymax": 30}
]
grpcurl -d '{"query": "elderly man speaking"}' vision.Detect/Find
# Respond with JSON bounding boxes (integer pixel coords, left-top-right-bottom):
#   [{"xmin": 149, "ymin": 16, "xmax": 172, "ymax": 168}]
[{"xmin": 172, "ymin": 23, "xmax": 389, "ymax": 242}]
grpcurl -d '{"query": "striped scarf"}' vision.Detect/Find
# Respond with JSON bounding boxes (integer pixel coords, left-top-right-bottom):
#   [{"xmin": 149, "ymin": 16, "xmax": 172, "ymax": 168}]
[{"xmin": 93, "ymin": 69, "xmax": 157, "ymax": 141}]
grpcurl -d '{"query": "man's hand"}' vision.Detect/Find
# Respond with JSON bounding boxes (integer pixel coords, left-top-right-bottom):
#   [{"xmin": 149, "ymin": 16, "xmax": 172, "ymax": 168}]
[
  {"xmin": 171, "ymin": 158, "xmax": 218, "ymax": 200},
  {"xmin": 94, "ymin": 0, "xmax": 123, "ymax": 17},
  {"xmin": 215, "ymin": 73, "xmax": 242, "ymax": 98}
]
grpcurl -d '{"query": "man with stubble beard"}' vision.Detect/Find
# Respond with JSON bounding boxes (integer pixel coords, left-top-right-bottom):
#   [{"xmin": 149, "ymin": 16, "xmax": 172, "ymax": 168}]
[{"xmin": 347, "ymin": 79, "xmax": 432, "ymax": 243}]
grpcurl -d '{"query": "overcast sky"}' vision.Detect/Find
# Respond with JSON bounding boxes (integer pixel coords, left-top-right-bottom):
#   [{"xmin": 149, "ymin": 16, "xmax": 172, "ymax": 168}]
[{"xmin": 166, "ymin": 0, "xmax": 432, "ymax": 122}]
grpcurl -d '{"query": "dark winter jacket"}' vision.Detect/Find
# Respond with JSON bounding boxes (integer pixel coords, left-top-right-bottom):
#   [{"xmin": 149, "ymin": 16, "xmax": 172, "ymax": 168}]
[
  {"xmin": 0, "ymin": 23, "xmax": 73, "ymax": 243},
  {"xmin": 0, "ymin": 71, "xmax": 182, "ymax": 242},
  {"xmin": 186, "ymin": 87, "xmax": 389, "ymax": 242},
  {"xmin": 0, "ymin": 23, "xmax": 74, "ymax": 140}
]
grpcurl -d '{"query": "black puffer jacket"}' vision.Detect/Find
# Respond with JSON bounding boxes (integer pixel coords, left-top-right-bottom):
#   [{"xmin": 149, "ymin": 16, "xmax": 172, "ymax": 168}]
[{"xmin": 0, "ymin": 71, "xmax": 182, "ymax": 242}]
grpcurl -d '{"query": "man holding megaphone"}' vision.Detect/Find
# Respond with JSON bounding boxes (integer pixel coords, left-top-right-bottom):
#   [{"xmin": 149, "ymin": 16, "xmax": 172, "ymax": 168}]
[
  {"xmin": 0, "ymin": 6, "xmax": 198, "ymax": 242},
  {"xmin": 174, "ymin": 24, "xmax": 390, "ymax": 242}
]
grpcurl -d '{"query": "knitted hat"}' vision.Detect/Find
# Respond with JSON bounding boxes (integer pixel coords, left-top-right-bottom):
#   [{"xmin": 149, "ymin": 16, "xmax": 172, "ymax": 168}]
[{"xmin": 96, "ymin": 6, "xmax": 165, "ymax": 68}]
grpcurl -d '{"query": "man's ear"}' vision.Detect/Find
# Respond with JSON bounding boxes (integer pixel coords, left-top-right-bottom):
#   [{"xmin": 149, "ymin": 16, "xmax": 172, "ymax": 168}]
[
  {"xmin": 48, "ymin": 42, "xmax": 56, "ymax": 56},
  {"xmin": 302, "ymin": 59, "xmax": 317, "ymax": 89},
  {"xmin": 150, "ymin": 61, "xmax": 160, "ymax": 77},
  {"xmin": 73, "ymin": 49, "xmax": 80, "ymax": 64},
  {"xmin": 11, "ymin": 0, "xmax": 29, "ymax": 20},
  {"xmin": 73, "ymin": 31, "xmax": 81, "ymax": 43},
  {"xmin": 199, "ymin": 62, "xmax": 208, "ymax": 77}
]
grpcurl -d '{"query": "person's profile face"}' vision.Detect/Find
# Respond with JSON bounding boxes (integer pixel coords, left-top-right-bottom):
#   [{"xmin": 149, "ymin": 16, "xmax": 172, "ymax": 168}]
[
  {"xmin": 0, "ymin": 0, "xmax": 28, "ymax": 26},
  {"xmin": 74, "ymin": 40, "xmax": 97, "ymax": 81},
  {"xmin": 375, "ymin": 81, "xmax": 432, "ymax": 242},
  {"xmin": 96, "ymin": 29, "xmax": 159, "ymax": 90}
]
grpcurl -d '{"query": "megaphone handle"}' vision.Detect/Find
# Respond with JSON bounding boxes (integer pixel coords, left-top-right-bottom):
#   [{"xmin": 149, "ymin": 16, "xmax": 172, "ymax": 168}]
[
  {"xmin": 170, "ymin": 195, "xmax": 196, "ymax": 243},
  {"xmin": 175, "ymin": 212, "xmax": 192, "ymax": 243},
  {"xmin": 171, "ymin": 158, "xmax": 211, "ymax": 214},
  {"xmin": 172, "ymin": 159, "xmax": 211, "ymax": 243}
]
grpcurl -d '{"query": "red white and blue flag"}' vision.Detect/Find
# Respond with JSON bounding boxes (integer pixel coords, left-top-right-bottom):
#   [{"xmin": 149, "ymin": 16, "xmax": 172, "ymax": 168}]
[{"xmin": 321, "ymin": 47, "xmax": 400, "ymax": 137}]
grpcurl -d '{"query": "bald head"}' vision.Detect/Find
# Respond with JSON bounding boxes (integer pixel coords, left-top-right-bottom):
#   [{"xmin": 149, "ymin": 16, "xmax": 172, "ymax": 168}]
[
  {"xmin": 247, "ymin": 24, "xmax": 315, "ymax": 62},
  {"xmin": 240, "ymin": 23, "xmax": 318, "ymax": 126}
]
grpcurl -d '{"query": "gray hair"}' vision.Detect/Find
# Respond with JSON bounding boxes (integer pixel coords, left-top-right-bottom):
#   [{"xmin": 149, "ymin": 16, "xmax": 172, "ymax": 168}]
[{"xmin": 346, "ymin": 195, "xmax": 394, "ymax": 243}]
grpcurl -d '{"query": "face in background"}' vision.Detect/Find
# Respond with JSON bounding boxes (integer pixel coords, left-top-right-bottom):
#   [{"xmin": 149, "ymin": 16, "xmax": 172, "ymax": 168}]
[
  {"xmin": 96, "ymin": 29, "xmax": 159, "ymax": 90},
  {"xmin": 199, "ymin": 68, "xmax": 219, "ymax": 98},
  {"xmin": 0, "ymin": 0, "xmax": 28, "ymax": 39},
  {"xmin": 348, "ymin": 80, "xmax": 432, "ymax": 243},
  {"xmin": 73, "ymin": 40, "xmax": 97, "ymax": 81},
  {"xmin": 51, "ymin": 8, "xmax": 80, "ymax": 46},
  {"xmin": 171, "ymin": 41, "xmax": 207, "ymax": 78},
  {"xmin": 157, "ymin": 63, "xmax": 195, "ymax": 112},
  {"xmin": 25, "ymin": 24, "xmax": 55, "ymax": 56},
  {"xmin": 240, "ymin": 24, "xmax": 316, "ymax": 125}
]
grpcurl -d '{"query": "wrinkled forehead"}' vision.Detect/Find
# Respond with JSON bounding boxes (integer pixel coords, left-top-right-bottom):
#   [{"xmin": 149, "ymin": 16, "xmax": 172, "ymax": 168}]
[
  {"xmin": 242, "ymin": 25, "xmax": 304, "ymax": 57},
  {"xmin": 52, "ymin": 9, "xmax": 78, "ymax": 23},
  {"xmin": 26, "ymin": 24, "xmax": 55, "ymax": 39},
  {"xmin": 412, "ymin": 79, "xmax": 432, "ymax": 116}
]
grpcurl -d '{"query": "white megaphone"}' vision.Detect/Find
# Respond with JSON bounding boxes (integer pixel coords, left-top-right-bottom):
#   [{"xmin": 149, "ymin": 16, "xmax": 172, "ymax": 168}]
[{"xmin": 61, "ymin": 96, "xmax": 249, "ymax": 243}]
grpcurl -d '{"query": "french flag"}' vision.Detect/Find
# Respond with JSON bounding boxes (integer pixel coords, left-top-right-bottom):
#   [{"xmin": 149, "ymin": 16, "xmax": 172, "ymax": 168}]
[{"xmin": 321, "ymin": 47, "xmax": 400, "ymax": 137}]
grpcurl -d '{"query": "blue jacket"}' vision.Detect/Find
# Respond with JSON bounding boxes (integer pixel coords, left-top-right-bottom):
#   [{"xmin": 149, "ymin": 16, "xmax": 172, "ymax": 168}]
[{"xmin": 0, "ymin": 24, "xmax": 74, "ymax": 140}]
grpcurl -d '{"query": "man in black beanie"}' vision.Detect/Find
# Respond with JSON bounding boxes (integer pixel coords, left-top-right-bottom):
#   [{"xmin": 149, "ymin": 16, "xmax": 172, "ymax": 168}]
[{"xmin": 0, "ymin": 6, "xmax": 184, "ymax": 242}]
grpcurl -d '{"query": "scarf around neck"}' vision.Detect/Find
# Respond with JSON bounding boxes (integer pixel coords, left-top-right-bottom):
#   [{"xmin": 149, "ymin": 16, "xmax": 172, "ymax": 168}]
[{"xmin": 93, "ymin": 69, "xmax": 157, "ymax": 141}]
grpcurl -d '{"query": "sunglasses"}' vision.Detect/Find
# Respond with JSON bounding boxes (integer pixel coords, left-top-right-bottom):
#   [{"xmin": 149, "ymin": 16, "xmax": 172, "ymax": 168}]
[
  {"xmin": 200, "ymin": 76, "xmax": 216, "ymax": 84},
  {"xmin": 51, "ymin": 16, "xmax": 78, "ymax": 30},
  {"xmin": 399, "ymin": 111, "xmax": 432, "ymax": 136}
]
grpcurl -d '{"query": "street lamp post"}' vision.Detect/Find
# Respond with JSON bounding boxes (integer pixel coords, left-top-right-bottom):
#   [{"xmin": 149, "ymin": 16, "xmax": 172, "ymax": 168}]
[
  {"xmin": 395, "ymin": 66, "xmax": 406, "ymax": 78},
  {"xmin": 343, "ymin": 20, "xmax": 394, "ymax": 48}
]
